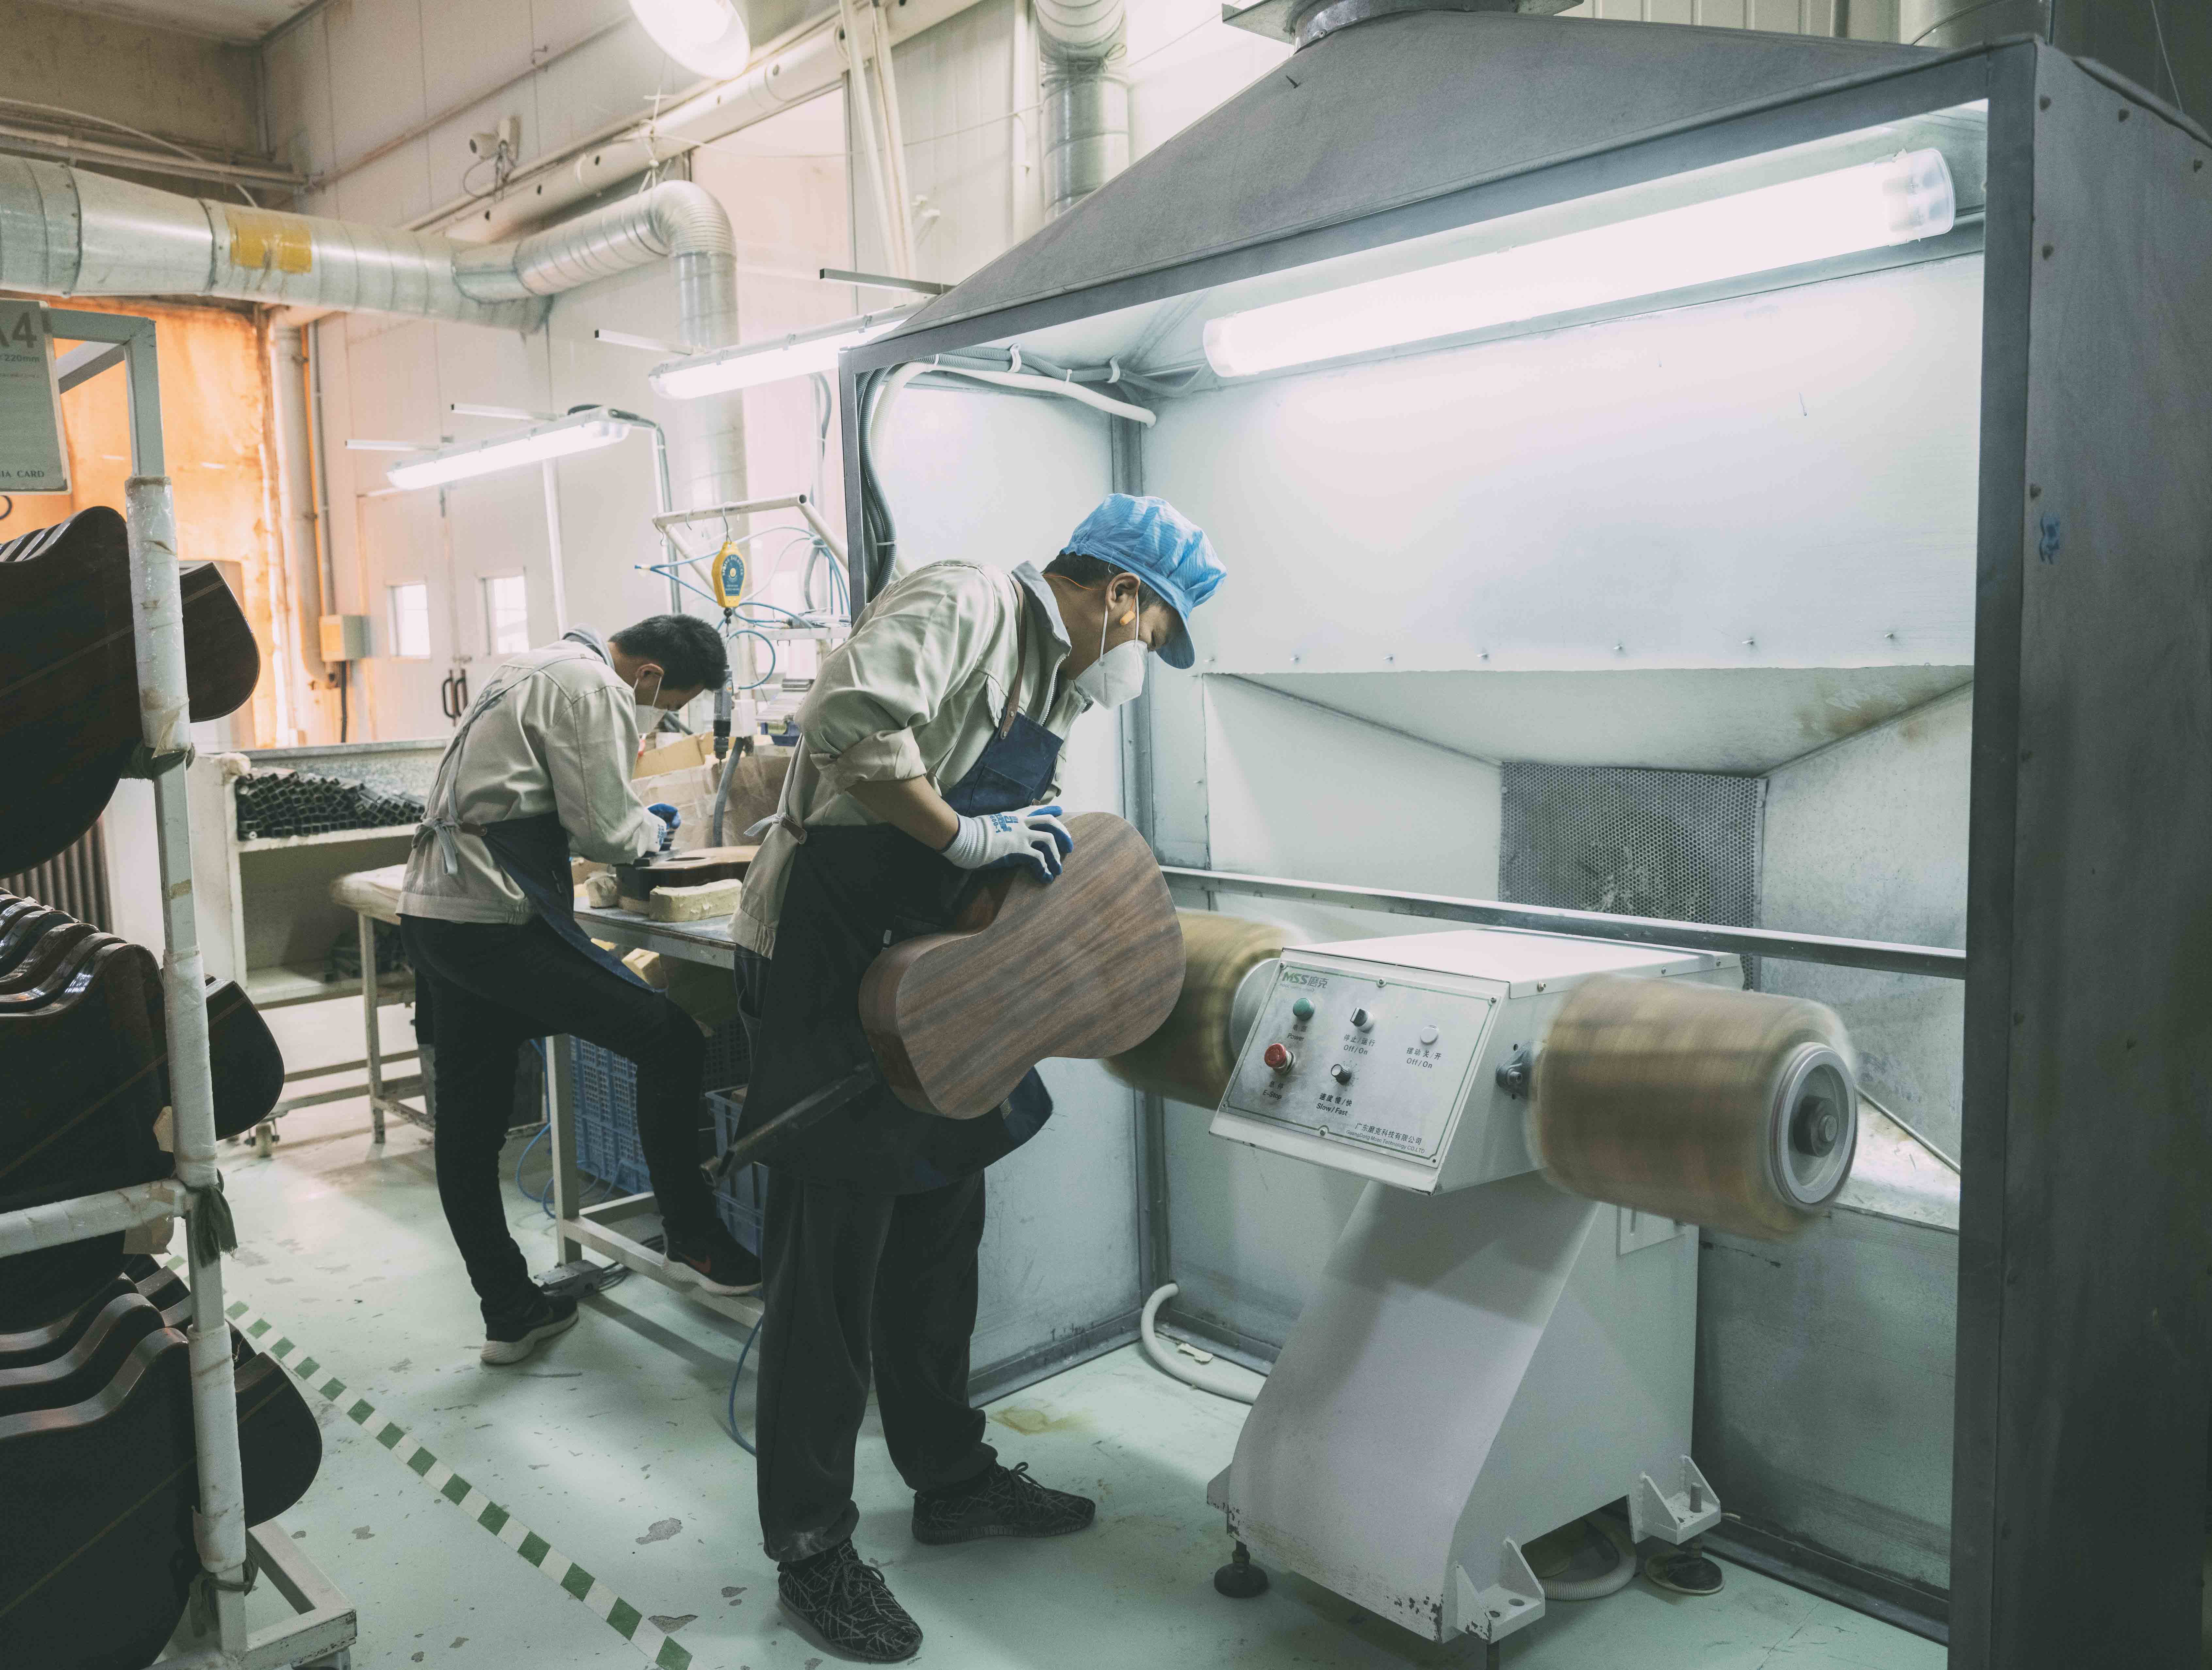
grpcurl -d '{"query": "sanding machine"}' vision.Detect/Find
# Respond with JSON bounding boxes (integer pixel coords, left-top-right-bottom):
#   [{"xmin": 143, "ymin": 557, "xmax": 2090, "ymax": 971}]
[{"xmin": 1115, "ymin": 915, "xmax": 1858, "ymax": 1649}]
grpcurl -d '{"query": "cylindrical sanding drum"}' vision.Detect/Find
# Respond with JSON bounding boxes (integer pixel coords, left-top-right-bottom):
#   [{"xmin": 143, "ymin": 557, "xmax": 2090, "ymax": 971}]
[
  {"xmin": 1529, "ymin": 974, "xmax": 1858, "ymax": 1240},
  {"xmin": 1106, "ymin": 911, "xmax": 1300, "ymax": 1109}
]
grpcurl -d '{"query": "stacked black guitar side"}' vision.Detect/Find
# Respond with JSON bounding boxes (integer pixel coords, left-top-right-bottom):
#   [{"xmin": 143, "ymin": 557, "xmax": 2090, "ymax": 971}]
[{"xmin": 0, "ymin": 508, "xmax": 323, "ymax": 1667}]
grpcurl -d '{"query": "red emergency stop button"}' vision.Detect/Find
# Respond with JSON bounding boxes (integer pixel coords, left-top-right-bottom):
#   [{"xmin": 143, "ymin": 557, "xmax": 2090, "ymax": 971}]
[{"xmin": 1263, "ymin": 1042, "xmax": 1294, "ymax": 1073}]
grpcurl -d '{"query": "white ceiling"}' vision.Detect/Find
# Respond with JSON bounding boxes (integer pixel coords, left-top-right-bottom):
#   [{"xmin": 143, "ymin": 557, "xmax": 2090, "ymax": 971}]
[{"xmin": 69, "ymin": 0, "xmax": 320, "ymax": 43}]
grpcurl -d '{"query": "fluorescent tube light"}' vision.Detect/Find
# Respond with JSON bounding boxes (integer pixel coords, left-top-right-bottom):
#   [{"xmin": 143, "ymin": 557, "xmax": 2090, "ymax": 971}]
[
  {"xmin": 651, "ymin": 308, "xmax": 918, "ymax": 399},
  {"xmin": 386, "ymin": 410, "xmax": 632, "ymax": 490},
  {"xmin": 628, "ymin": 0, "xmax": 751, "ymax": 77},
  {"xmin": 1202, "ymin": 149, "xmax": 1958, "ymax": 379}
]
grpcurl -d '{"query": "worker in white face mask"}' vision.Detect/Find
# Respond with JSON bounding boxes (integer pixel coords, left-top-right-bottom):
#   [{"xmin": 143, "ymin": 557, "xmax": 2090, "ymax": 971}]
[
  {"xmin": 399, "ymin": 614, "xmax": 765, "ymax": 1368},
  {"xmin": 726, "ymin": 493, "xmax": 1224, "ymax": 1663}
]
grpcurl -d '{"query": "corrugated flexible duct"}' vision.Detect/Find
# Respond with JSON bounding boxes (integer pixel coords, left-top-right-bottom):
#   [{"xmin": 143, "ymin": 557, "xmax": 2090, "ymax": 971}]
[
  {"xmin": 1034, "ymin": 0, "xmax": 1130, "ymax": 219},
  {"xmin": 0, "ymin": 159, "xmax": 746, "ymax": 505}
]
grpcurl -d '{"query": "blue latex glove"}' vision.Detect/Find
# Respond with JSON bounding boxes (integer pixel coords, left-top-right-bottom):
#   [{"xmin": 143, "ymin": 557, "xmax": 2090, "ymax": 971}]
[
  {"xmin": 647, "ymin": 802, "xmax": 680, "ymax": 853},
  {"xmin": 939, "ymin": 803, "xmax": 1074, "ymax": 884}
]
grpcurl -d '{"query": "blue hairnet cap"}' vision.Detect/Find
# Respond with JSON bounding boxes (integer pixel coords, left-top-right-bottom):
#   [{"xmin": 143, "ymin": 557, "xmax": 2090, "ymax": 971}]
[{"xmin": 1060, "ymin": 494, "xmax": 1224, "ymax": 670}]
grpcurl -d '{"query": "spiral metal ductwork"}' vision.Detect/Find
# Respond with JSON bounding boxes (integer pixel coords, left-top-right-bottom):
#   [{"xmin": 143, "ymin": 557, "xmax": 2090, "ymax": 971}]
[
  {"xmin": 451, "ymin": 180, "xmax": 745, "ymax": 507},
  {"xmin": 0, "ymin": 159, "xmax": 746, "ymax": 508},
  {"xmin": 1034, "ymin": 0, "xmax": 1131, "ymax": 219}
]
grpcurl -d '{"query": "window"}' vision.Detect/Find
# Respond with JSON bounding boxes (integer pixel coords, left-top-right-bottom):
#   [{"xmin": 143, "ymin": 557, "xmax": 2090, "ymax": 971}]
[
  {"xmin": 482, "ymin": 573, "xmax": 530, "ymax": 656},
  {"xmin": 387, "ymin": 582, "xmax": 431, "ymax": 659}
]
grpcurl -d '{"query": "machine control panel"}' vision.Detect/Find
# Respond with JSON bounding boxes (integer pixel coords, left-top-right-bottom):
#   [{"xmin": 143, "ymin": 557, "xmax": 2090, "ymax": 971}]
[{"xmin": 1222, "ymin": 963, "xmax": 1496, "ymax": 1163}]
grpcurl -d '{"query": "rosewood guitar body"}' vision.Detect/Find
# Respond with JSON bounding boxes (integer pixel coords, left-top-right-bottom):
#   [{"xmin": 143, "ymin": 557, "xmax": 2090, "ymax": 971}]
[{"xmin": 858, "ymin": 812, "xmax": 1184, "ymax": 1119}]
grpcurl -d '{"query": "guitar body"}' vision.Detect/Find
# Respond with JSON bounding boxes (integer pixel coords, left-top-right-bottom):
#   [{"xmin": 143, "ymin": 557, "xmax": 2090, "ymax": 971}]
[
  {"xmin": 858, "ymin": 812, "xmax": 1184, "ymax": 1119},
  {"xmin": 0, "ymin": 506, "xmax": 261, "ymax": 874},
  {"xmin": 0, "ymin": 1327, "xmax": 198, "ymax": 1670}
]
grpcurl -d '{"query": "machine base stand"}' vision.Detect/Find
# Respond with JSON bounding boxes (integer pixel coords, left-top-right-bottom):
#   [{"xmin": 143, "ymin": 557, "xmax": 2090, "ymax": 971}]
[
  {"xmin": 1214, "ymin": 1541, "xmax": 1271, "ymax": 1598},
  {"xmin": 1643, "ymin": 1544, "xmax": 1725, "ymax": 1597}
]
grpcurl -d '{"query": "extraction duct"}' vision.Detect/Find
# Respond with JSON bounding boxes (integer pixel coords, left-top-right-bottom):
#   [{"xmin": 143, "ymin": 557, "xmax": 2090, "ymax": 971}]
[
  {"xmin": 1034, "ymin": 0, "xmax": 1131, "ymax": 219},
  {"xmin": 0, "ymin": 158, "xmax": 746, "ymax": 516}
]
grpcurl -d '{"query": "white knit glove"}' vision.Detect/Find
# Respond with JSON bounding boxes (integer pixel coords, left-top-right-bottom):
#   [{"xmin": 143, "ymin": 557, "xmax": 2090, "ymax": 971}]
[{"xmin": 939, "ymin": 803, "xmax": 1074, "ymax": 883}]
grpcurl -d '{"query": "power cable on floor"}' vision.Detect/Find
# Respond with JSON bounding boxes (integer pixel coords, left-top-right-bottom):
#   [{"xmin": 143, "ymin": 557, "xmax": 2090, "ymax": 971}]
[{"xmin": 725, "ymin": 1310, "xmax": 766, "ymax": 1456}]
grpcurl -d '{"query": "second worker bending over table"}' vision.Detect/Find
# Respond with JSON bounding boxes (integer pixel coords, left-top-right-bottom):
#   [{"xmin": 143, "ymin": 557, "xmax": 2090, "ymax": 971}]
[
  {"xmin": 400, "ymin": 615, "xmax": 762, "ymax": 1367},
  {"xmin": 728, "ymin": 495, "xmax": 1227, "ymax": 1663}
]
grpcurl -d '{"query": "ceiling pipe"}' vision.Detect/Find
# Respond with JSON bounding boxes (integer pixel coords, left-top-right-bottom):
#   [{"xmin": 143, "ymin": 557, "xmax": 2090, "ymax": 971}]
[
  {"xmin": 0, "ymin": 158, "xmax": 748, "ymax": 511},
  {"xmin": 1034, "ymin": 0, "xmax": 1131, "ymax": 219},
  {"xmin": 402, "ymin": 0, "xmax": 992, "ymax": 245}
]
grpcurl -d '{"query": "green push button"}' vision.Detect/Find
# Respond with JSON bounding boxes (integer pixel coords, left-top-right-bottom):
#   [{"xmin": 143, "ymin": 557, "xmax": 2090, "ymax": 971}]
[{"xmin": 1290, "ymin": 997, "xmax": 1314, "ymax": 1022}]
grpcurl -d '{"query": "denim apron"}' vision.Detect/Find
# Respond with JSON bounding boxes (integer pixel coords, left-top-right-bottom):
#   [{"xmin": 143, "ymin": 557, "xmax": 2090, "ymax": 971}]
[{"xmin": 739, "ymin": 597, "xmax": 1062, "ymax": 1193}]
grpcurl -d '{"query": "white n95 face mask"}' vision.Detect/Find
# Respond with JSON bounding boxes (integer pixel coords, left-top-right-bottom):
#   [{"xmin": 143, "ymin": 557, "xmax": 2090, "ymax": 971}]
[
  {"xmin": 1072, "ymin": 585, "xmax": 1149, "ymax": 710},
  {"xmin": 1074, "ymin": 638, "xmax": 1147, "ymax": 709},
  {"xmin": 631, "ymin": 668, "xmax": 666, "ymax": 735}
]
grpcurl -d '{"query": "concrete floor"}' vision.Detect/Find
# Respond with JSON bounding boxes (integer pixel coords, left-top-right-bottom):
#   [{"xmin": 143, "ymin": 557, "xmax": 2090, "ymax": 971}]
[{"xmin": 213, "ymin": 996, "xmax": 1949, "ymax": 1670}]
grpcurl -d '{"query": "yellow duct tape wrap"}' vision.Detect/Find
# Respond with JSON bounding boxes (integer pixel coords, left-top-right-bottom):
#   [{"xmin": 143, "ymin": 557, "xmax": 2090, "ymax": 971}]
[
  {"xmin": 1106, "ymin": 911, "xmax": 1298, "ymax": 1108},
  {"xmin": 1529, "ymin": 974, "xmax": 1858, "ymax": 1241}
]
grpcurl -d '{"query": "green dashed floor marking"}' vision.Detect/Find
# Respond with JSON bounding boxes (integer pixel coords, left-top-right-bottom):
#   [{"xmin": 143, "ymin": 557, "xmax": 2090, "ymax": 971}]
[{"xmin": 162, "ymin": 1258, "xmax": 696, "ymax": 1670}]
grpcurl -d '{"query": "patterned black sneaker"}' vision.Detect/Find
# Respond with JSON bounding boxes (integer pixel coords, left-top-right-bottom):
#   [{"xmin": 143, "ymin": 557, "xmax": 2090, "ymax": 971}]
[
  {"xmin": 480, "ymin": 1289, "xmax": 578, "ymax": 1366},
  {"xmin": 777, "ymin": 1541, "xmax": 921, "ymax": 1663},
  {"xmin": 666, "ymin": 1228, "xmax": 762, "ymax": 1297},
  {"xmin": 911, "ymin": 1462, "xmax": 1096, "ymax": 1545}
]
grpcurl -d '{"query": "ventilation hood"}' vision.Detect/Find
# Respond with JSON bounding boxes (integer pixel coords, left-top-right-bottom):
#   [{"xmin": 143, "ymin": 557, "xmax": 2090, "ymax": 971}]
[{"xmin": 881, "ymin": 10, "xmax": 1938, "ymax": 343}]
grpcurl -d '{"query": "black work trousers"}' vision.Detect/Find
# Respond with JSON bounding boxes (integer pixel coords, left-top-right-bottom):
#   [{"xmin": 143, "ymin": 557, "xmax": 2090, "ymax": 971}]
[
  {"xmin": 736, "ymin": 948, "xmax": 995, "ymax": 1561},
  {"xmin": 402, "ymin": 914, "xmax": 719, "ymax": 1319},
  {"xmin": 754, "ymin": 1170, "xmax": 997, "ymax": 1561}
]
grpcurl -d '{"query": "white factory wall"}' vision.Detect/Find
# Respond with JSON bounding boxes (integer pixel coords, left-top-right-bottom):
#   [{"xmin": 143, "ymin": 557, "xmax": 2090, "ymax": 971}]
[
  {"xmin": 307, "ymin": 85, "xmax": 851, "ymax": 742},
  {"xmin": 0, "ymin": 1, "xmax": 262, "ymax": 176}
]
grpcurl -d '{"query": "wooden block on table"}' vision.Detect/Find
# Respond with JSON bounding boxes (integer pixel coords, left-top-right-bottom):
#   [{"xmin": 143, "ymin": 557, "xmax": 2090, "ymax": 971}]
[{"xmin": 648, "ymin": 877, "xmax": 746, "ymax": 923}]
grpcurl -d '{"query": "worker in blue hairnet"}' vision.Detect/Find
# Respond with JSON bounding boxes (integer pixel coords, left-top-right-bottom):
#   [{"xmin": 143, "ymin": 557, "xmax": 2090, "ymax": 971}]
[{"xmin": 725, "ymin": 493, "xmax": 1225, "ymax": 1661}]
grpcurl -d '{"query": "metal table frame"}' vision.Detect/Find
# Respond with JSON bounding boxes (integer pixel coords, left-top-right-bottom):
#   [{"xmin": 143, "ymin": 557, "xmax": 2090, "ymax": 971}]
[{"xmin": 544, "ymin": 906, "xmax": 759, "ymax": 1327}]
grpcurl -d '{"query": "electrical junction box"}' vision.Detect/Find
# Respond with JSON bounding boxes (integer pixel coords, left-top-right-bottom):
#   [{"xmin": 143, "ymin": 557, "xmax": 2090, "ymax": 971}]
[
  {"xmin": 319, "ymin": 614, "xmax": 371, "ymax": 661},
  {"xmin": 1214, "ymin": 927, "xmax": 1740, "ymax": 1194}
]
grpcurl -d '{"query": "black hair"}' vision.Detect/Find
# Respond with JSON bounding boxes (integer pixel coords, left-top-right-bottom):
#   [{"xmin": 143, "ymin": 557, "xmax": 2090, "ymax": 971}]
[
  {"xmin": 609, "ymin": 614, "xmax": 729, "ymax": 693},
  {"xmin": 1044, "ymin": 551, "xmax": 1166, "ymax": 614}
]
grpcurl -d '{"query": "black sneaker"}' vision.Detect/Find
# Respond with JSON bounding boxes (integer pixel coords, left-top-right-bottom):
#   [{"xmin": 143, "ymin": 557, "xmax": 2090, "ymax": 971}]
[
  {"xmin": 480, "ymin": 1289, "xmax": 578, "ymax": 1366},
  {"xmin": 777, "ymin": 1541, "xmax": 921, "ymax": 1664},
  {"xmin": 911, "ymin": 1461, "xmax": 1096, "ymax": 1545},
  {"xmin": 666, "ymin": 1228, "xmax": 762, "ymax": 1297}
]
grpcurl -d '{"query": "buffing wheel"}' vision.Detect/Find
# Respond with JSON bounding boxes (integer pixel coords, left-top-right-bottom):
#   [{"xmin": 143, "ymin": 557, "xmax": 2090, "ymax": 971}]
[
  {"xmin": 1528, "ymin": 974, "xmax": 1858, "ymax": 1240},
  {"xmin": 1106, "ymin": 912, "xmax": 1300, "ymax": 1109}
]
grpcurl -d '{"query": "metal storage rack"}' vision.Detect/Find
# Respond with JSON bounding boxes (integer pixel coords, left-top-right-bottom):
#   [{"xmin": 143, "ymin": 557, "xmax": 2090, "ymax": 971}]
[{"xmin": 0, "ymin": 308, "xmax": 357, "ymax": 1668}]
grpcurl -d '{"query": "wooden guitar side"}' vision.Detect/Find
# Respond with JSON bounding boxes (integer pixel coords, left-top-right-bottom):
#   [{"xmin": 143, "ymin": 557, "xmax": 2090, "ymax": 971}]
[
  {"xmin": 0, "ymin": 507, "xmax": 261, "ymax": 874},
  {"xmin": 858, "ymin": 812, "xmax": 1184, "ymax": 1119}
]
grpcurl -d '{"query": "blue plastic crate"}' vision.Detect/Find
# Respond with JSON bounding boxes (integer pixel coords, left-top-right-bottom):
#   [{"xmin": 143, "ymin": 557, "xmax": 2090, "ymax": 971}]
[
  {"xmin": 569, "ymin": 1039, "xmax": 650, "ymax": 1196},
  {"xmin": 706, "ymin": 1086, "xmax": 767, "ymax": 1256}
]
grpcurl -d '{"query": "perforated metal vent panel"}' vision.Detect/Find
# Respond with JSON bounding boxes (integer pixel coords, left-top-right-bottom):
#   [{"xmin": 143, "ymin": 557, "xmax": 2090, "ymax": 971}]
[{"xmin": 1499, "ymin": 763, "xmax": 1764, "ymax": 984}]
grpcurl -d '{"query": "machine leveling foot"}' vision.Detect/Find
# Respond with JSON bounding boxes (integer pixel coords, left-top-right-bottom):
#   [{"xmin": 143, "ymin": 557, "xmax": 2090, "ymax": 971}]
[{"xmin": 1214, "ymin": 1540, "xmax": 1270, "ymax": 1598}]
